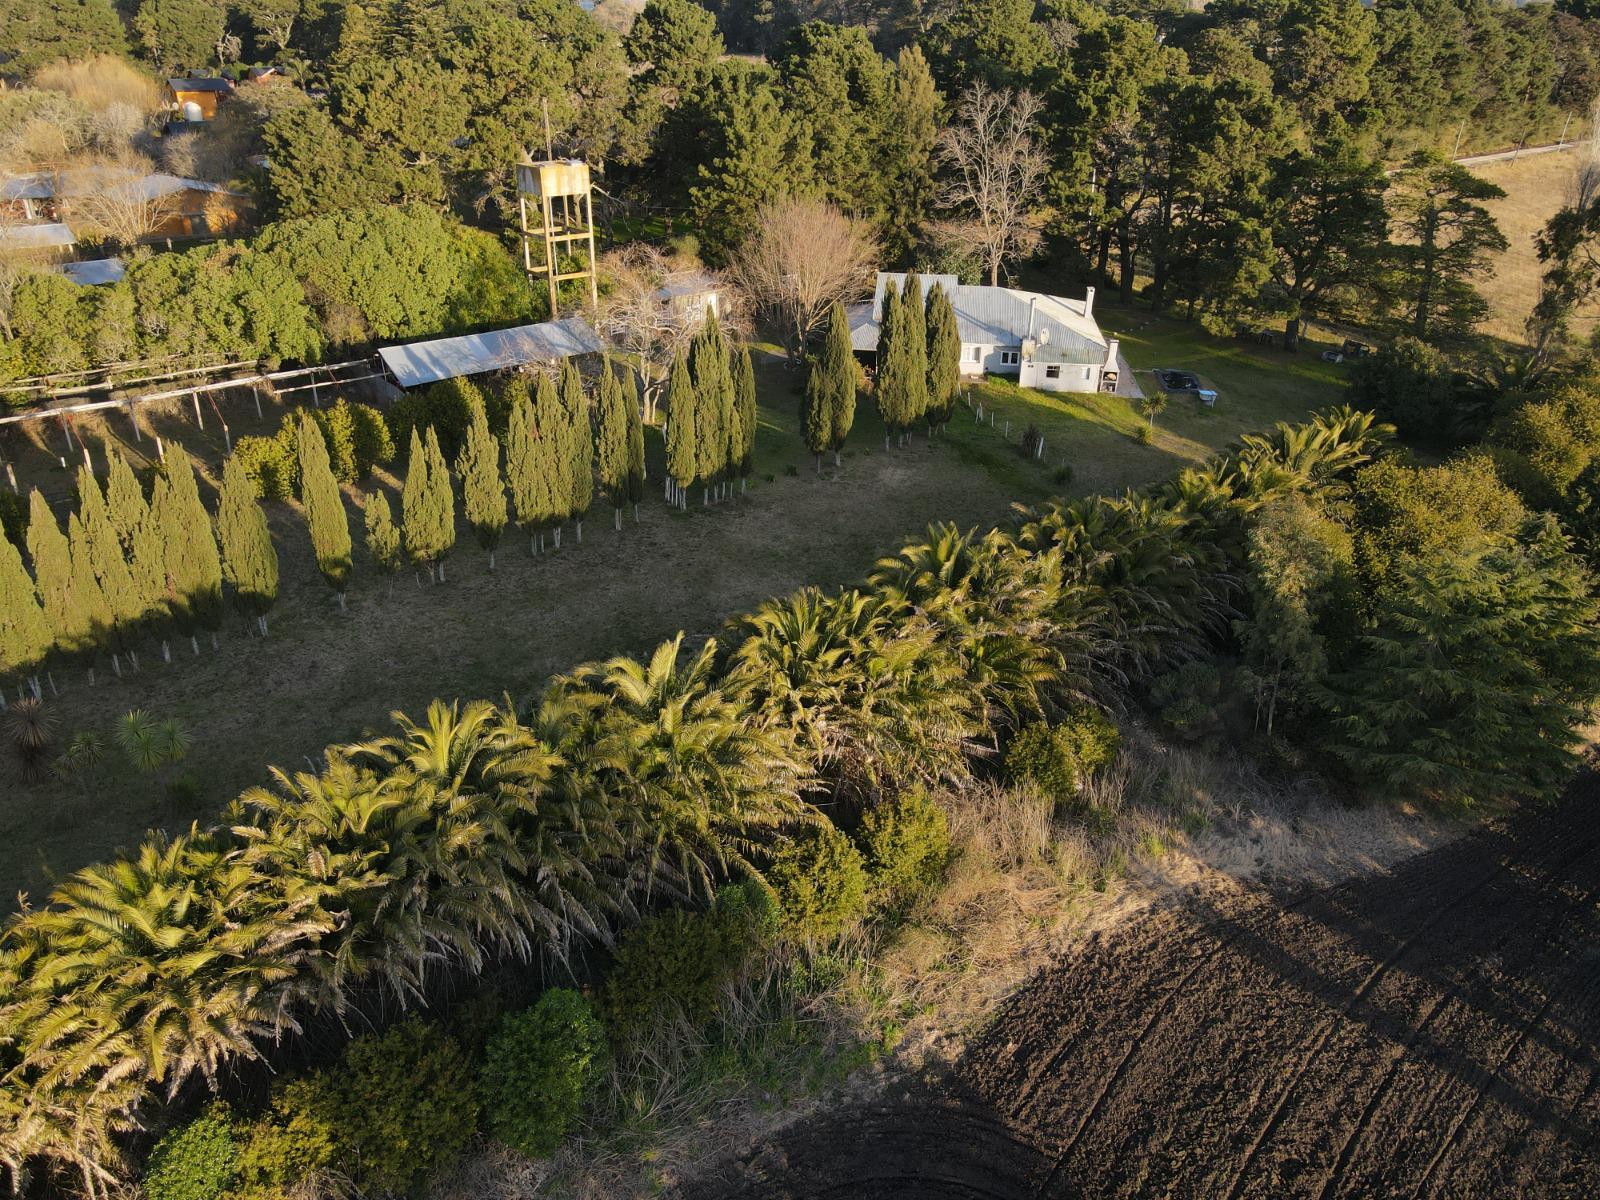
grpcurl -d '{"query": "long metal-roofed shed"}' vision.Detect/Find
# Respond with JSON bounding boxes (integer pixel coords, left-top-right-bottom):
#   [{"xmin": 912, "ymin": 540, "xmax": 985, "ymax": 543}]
[{"xmin": 376, "ymin": 318, "xmax": 605, "ymax": 389}]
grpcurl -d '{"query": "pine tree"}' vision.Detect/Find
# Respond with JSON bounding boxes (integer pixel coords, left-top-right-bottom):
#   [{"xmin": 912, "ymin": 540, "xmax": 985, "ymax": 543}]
[
  {"xmin": 806, "ymin": 302, "xmax": 855, "ymax": 471},
  {"xmin": 0, "ymin": 530, "xmax": 49, "ymax": 702},
  {"xmin": 623, "ymin": 365, "xmax": 647, "ymax": 519},
  {"xmin": 218, "ymin": 454, "xmax": 279, "ymax": 636},
  {"xmin": 27, "ymin": 491, "xmax": 77, "ymax": 668},
  {"xmin": 876, "ymin": 280, "xmax": 903, "ymax": 445},
  {"xmin": 596, "ymin": 357, "xmax": 631, "ymax": 532},
  {"xmin": 733, "ymin": 343, "xmax": 757, "ymax": 493},
  {"xmin": 78, "ymin": 466, "xmax": 141, "ymax": 673},
  {"xmin": 664, "ymin": 349, "xmax": 697, "ymax": 507},
  {"xmin": 900, "ymin": 271, "xmax": 930, "ymax": 438},
  {"xmin": 559, "ymin": 360, "xmax": 593, "ymax": 542},
  {"xmin": 297, "ymin": 412, "xmax": 353, "ymax": 608},
  {"xmin": 691, "ymin": 314, "xmax": 732, "ymax": 503},
  {"xmin": 536, "ymin": 372, "xmax": 573, "ymax": 544},
  {"xmin": 458, "ymin": 401, "xmax": 508, "ymax": 568},
  {"xmin": 165, "ymin": 450, "xmax": 223, "ymax": 650},
  {"xmin": 926, "ymin": 281, "xmax": 961, "ymax": 433},
  {"xmin": 364, "ymin": 491, "xmax": 403, "ymax": 579}
]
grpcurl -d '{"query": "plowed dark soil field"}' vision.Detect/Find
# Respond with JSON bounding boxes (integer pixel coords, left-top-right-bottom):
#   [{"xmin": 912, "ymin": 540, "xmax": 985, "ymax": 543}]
[{"xmin": 696, "ymin": 777, "xmax": 1600, "ymax": 1199}]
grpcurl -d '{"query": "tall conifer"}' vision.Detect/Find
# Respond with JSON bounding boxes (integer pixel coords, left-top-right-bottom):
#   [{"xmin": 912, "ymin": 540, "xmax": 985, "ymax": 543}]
[
  {"xmin": 0, "ymin": 531, "xmax": 49, "ymax": 701},
  {"xmin": 535, "ymin": 372, "xmax": 572, "ymax": 543},
  {"xmin": 665, "ymin": 349, "xmax": 697, "ymax": 507},
  {"xmin": 733, "ymin": 343, "xmax": 757, "ymax": 493},
  {"xmin": 900, "ymin": 271, "xmax": 930, "ymax": 437},
  {"xmin": 67, "ymin": 512, "xmax": 114, "ymax": 667},
  {"xmin": 27, "ymin": 491, "xmax": 77, "ymax": 665},
  {"xmin": 806, "ymin": 303, "xmax": 855, "ymax": 471},
  {"xmin": 298, "ymin": 412, "xmax": 353, "ymax": 608},
  {"xmin": 624, "ymin": 366, "xmax": 646, "ymax": 519},
  {"xmin": 166, "ymin": 451, "xmax": 223, "ymax": 648},
  {"xmin": 560, "ymin": 360, "xmax": 593, "ymax": 542},
  {"xmin": 364, "ymin": 491, "xmax": 403, "ymax": 579},
  {"xmin": 403, "ymin": 428, "xmax": 456, "ymax": 580},
  {"xmin": 77, "ymin": 467, "xmax": 140, "ymax": 672},
  {"xmin": 105, "ymin": 452, "xmax": 148, "ymax": 557},
  {"xmin": 503, "ymin": 377, "xmax": 543, "ymax": 554},
  {"xmin": 218, "ymin": 454, "xmax": 279, "ymax": 636},
  {"xmin": 596, "ymin": 358, "xmax": 630, "ymax": 531},
  {"xmin": 691, "ymin": 314, "xmax": 731, "ymax": 503},
  {"xmin": 926, "ymin": 281, "xmax": 962, "ymax": 432},
  {"xmin": 877, "ymin": 280, "xmax": 903, "ymax": 444},
  {"xmin": 458, "ymin": 401, "xmax": 508, "ymax": 569},
  {"xmin": 132, "ymin": 477, "xmax": 174, "ymax": 660}
]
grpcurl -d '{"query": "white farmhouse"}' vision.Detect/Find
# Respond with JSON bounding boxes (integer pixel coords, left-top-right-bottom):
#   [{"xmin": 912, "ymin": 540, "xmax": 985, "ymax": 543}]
[{"xmin": 850, "ymin": 273, "xmax": 1123, "ymax": 396}]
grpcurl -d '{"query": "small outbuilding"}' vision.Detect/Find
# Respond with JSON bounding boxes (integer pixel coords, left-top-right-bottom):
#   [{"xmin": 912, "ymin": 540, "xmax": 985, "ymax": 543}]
[
  {"xmin": 61, "ymin": 257, "xmax": 126, "ymax": 286},
  {"xmin": 0, "ymin": 222, "xmax": 76, "ymax": 261},
  {"xmin": 165, "ymin": 76, "xmax": 234, "ymax": 122},
  {"xmin": 376, "ymin": 318, "xmax": 606, "ymax": 390},
  {"xmin": 851, "ymin": 272, "xmax": 1123, "ymax": 396}
]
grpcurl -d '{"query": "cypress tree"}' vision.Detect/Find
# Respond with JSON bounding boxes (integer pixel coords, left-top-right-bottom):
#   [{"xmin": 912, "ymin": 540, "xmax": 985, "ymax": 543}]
[
  {"xmin": 458, "ymin": 401, "xmax": 508, "ymax": 569},
  {"xmin": 67, "ymin": 512, "xmax": 114, "ymax": 668},
  {"xmin": 596, "ymin": 357, "xmax": 630, "ymax": 532},
  {"xmin": 664, "ymin": 349, "xmax": 697, "ymax": 508},
  {"xmin": 623, "ymin": 365, "xmax": 646, "ymax": 519},
  {"xmin": 877, "ymin": 280, "xmax": 903, "ymax": 445},
  {"xmin": 78, "ymin": 466, "xmax": 141, "ymax": 673},
  {"xmin": 926, "ymin": 282, "xmax": 962, "ymax": 434},
  {"xmin": 297, "ymin": 411, "xmax": 353, "ymax": 608},
  {"xmin": 27, "ymin": 491, "xmax": 76, "ymax": 668},
  {"xmin": 105, "ymin": 451, "xmax": 148, "ymax": 557},
  {"xmin": 132, "ymin": 476, "xmax": 175, "ymax": 661},
  {"xmin": 691, "ymin": 314, "xmax": 731, "ymax": 503},
  {"xmin": 401, "ymin": 429, "xmax": 433, "ymax": 578},
  {"xmin": 403, "ymin": 427, "xmax": 457, "ymax": 581},
  {"xmin": 900, "ymin": 271, "xmax": 930, "ymax": 439},
  {"xmin": 560, "ymin": 360, "xmax": 593, "ymax": 542},
  {"xmin": 364, "ymin": 491, "xmax": 403, "ymax": 579},
  {"xmin": 733, "ymin": 343, "xmax": 757, "ymax": 493},
  {"xmin": 807, "ymin": 302, "xmax": 855, "ymax": 471},
  {"xmin": 803, "ymin": 345, "xmax": 832, "ymax": 473},
  {"xmin": 0, "ymin": 530, "xmax": 50, "ymax": 702},
  {"xmin": 218, "ymin": 455, "xmax": 279, "ymax": 636},
  {"xmin": 166, "ymin": 450, "xmax": 223, "ymax": 650},
  {"xmin": 536, "ymin": 372, "xmax": 572, "ymax": 545},
  {"xmin": 503, "ymin": 377, "xmax": 543, "ymax": 554}
]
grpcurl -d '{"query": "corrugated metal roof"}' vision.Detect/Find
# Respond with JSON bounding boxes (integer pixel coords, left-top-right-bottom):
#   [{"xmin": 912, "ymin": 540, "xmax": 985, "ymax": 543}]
[
  {"xmin": 853, "ymin": 273, "xmax": 1107, "ymax": 365},
  {"xmin": 0, "ymin": 223, "xmax": 74, "ymax": 249},
  {"xmin": 62, "ymin": 258, "xmax": 125, "ymax": 286},
  {"xmin": 3, "ymin": 169, "xmax": 244, "ymax": 201},
  {"xmin": 1, "ymin": 175, "xmax": 54, "ymax": 201},
  {"xmin": 168, "ymin": 77, "xmax": 233, "ymax": 93},
  {"xmin": 378, "ymin": 319, "xmax": 605, "ymax": 388},
  {"xmin": 657, "ymin": 272, "xmax": 718, "ymax": 299}
]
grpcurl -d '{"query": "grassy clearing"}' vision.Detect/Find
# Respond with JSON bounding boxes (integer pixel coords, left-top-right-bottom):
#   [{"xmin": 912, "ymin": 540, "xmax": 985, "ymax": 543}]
[
  {"xmin": 3, "ymin": 319, "xmax": 1331, "ymax": 907},
  {"xmin": 1472, "ymin": 148, "xmax": 1600, "ymax": 346}
]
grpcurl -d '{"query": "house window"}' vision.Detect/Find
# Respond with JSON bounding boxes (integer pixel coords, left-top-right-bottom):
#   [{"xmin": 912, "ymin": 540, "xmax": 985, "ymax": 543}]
[
  {"xmin": 1044, "ymin": 365, "xmax": 1061, "ymax": 380},
  {"xmin": 968, "ymin": 346, "xmax": 982, "ymax": 362},
  {"xmin": 1000, "ymin": 350, "xmax": 1019, "ymax": 366}
]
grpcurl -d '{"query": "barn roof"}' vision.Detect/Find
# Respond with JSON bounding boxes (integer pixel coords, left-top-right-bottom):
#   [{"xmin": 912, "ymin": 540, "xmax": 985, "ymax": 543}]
[
  {"xmin": 2, "ymin": 169, "xmax": 245, "ymax": 201},
  {"xmin": 168, "ymin": 77, "xmax": 233, "ymax": 93},
  {"xmin": 0, "ymin": 223, "xmax": 75, "ymax": 250},
  {"xmin": 851, "ymin": 273, "xmax": 1108, "ymax": 365},
  {"xmin": 378, "ymin": 319, "xmax": 605, "ymax": 388},
  {"xmin": 62, "ymin": 257, "xmax": 125, "ymax": 286}
]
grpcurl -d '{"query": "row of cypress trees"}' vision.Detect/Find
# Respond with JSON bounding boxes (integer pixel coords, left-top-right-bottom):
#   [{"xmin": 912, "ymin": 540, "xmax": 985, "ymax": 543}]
[
  {"xmin": 0, "ymin": 449, "xmax": 280, "ymax": 702},
  {"xmin": 876, "ymin": 273, "xmax": 962, "ymax": 447},
  {"xmin": 664, "ymin": 312, "xmax": 758, "ymax": 508}
]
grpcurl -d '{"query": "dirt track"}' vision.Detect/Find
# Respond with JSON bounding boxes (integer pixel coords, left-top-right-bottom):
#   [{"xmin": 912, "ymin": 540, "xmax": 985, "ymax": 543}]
[{"xmin": 695, "ymin": 778, "xmax": 1600, "ymax": 1199}]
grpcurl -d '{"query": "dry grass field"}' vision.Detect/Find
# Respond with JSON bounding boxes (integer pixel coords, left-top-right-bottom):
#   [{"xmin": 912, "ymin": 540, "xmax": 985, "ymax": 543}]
[
  {"xmin": 0, "ymin": 310, "xmax": 1342, "ymax": 907},
  {"xmin": 1473, "ymin": 148, "xmax": 1600, "ymax": 346}
]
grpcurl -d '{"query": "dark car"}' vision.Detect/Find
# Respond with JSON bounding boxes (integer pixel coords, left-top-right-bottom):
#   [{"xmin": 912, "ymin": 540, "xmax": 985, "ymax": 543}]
[{"xmin": 1156, "ymin": 369, "xmax": 1201, "ymax": 392}]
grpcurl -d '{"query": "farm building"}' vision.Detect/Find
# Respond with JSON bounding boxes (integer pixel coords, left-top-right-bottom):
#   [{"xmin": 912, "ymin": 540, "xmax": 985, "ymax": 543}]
[
  {"xmin": 0, "ymin": 222, "xmax": 76, "ymax": 261},
  {"xmin": 377, "ymin": 318, "xmax": 606, "ymax": 389},
  {"xmin": 165, "ymin": 76, "xmax": 235, "ymax": 122},
  {"xmin": 656, "ymin": 272, "xmax": 721, "ymax": 323},
  {"xmin": 851, "ymin": 273, "xmax": 1123, "ymax": 395}
]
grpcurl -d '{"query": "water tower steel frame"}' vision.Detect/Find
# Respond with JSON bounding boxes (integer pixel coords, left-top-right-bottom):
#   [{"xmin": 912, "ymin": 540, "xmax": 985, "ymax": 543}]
[{"xmin": 517, "ymin": 158, "xmax": 599, "ymax": 316}]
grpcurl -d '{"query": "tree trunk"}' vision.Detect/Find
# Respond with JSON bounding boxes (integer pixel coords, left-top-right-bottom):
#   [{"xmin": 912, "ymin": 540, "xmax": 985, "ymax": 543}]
[
  {"xmin": 1283, "ymin": 315, "xmax": 1301, "ymax": 353},
  {"xmin": 633, "ymin": 502, "xmax": 640, "ymax": 522},
  {"xmin": 112, "ymin": 655, "xmax": 122, "ymax": 678},
  {"xmin": 554, "ymin": 526, "xmax": 562, "ymax": 549},
  {"xmin": 337, "ymin": 592, "xmax": 347, "ymax": 611},
  {"xmin": 833, "ymin": 448, "xmax": 841, "ymax": 468},
  {"xmin": 161, "ymin": 641, "xmax": 171, "ymax": 663},
  {"xmin": 48, "ymin": 671, "xmax": 58, "ymax": 696},
  {"xmin": 191, "ymin": 636, "xmax": 200, "ymax": 656},
  {"xmin": 1118, "ymin": 229, "xmax": 1136, "ymax": 302},
  {"xmin": 488, "ymin": 549, "xmax": 496, "ymax": 572},
  {"xmin": 576, "ymin": 520, "xmax": 583, "ymax": 543},
  {"xmin": 438, "ymin": 560, "xmax": 447, "ymax": 583},
  {"xmin": 614, "ymin": 507, "xmax": 622, "ymax": 532},
  {"xmin": 815, "ymin": 454, "xmax": 821, "ymax": 475}
]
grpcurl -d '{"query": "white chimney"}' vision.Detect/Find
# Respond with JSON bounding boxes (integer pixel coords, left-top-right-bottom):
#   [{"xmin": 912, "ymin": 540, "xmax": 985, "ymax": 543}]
[
  {"xmin": 1084, "ymin": 286, "xmax": 1096, "ymax": 318},
  {"xmin": 1027, "ymin": 295, "xmax": 1038, "ymax": 338},
  {"xmin": 1105, "ymin": 336, "xmax": 1119, "ymax": 367}
]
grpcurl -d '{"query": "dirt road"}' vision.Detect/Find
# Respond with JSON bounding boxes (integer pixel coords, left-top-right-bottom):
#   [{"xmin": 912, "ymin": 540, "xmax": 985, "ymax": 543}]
[{"xmin": 694, "ymin": 777, "xmax": 1600, "ymax": 1199}]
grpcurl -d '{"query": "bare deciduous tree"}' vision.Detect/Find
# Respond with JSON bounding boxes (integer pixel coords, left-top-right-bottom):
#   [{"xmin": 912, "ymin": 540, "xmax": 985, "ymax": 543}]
[
  {"xmin": 597, "ymin": 244, "xmax": 741, "ymax": 421},
  {"xmin": 727, "ymin": 196, "xmax": 879, "ymax": 364},
  {"xmin": 934, "ymin": 82, "xmax": 1050, "ymax": 287},
  {"xmin": 64, "ymin": 158, "xmax": 183, "ymax": 250}
]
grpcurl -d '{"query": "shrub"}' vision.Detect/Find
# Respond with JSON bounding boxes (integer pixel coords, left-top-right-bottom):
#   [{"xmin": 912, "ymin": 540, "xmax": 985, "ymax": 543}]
[
  {"xmin": 1149, "ymin": 660, "xmax": 1224, "ymax": 741},
  {"xmin": 764, "ymin": 820, "xmax": 868, "ymax": 942},
  {"xmin": 312, "ymin": 400, "xmax": 359, "ymax": 483},
  {"xmin": 385, "ymin": 379, "xmax": 479, "ymax": 464},
  {"xmin": 143, "ymin": 1107, "xmax": 237, "ymax": 1200},
  {"xmin": 318, "ymin": 1019, "xmax": 479, "ymax": 1195},
  {"xmin": 0, "ymin": 489, "xmax": 27, "ymax": 547},
  {"xmin": 1132, "ymin": 422, "xmax": 1154, "ymax": 445},
  {"xmin": 1004, "ymin": 708, "xmax": 1121, "ymax": 803},
  {"xmin": 230, "ymin": 1079, "xmax": 338, "ymax": 1200},
  {"xmin": 232, "ymin": 431, "xmax": 297, "ymax": 501},
  {"xmin": 349, "ymin": 401, "xmax": 396, "ymax": 476},
  {"xmin": 479, "ymin": 988, "xmax": 607, "ymax": 1159},
  {"xmin": 600, "ymin": 881, "xmax": 775, "ymax": 1043},
  {"xmin": 1056, "ymin": 705, "xmax": 1121, "ymax": 775},
  {"xmin": 858, "ymin": 789, "xmax": 950, "ymax": 909}
]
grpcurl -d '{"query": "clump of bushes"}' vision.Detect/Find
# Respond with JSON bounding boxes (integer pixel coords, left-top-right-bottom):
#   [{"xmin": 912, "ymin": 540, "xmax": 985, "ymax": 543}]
[
  {"xmin": 479, "ymin": 988, "xmax": 608, "ymax": 1159},
  {"xmin": 764, "ymin": 820, "xmax": 868, "ymax": 942},
  {"xmin": 1005, "ymin": 707, "xmax": 1122, "ymax": 804},
  {"xmin": 858, "ymin": 788, "xmax": 951, "ymax": 907},
  {"xmin": 142, "ymin": 1106, "xmax": 237, "ymax": 1200},
  {"xmin": 1148, "ymin": 661, "xmax": 1224, "ymax": 741},
  {"xmin": 312, "ymin": 398, "xmax": 394, "ymax": 484},
  {"xmin": 386, "ymin": 377, "xmax": 481, "ymax": 463},
  {"xmin": 601, "ymin": 880, "xmax": 777, "ymax": 1044},
  {"xmin": 232, "ymin": 430, "xmax": 297, "ymax": 501}
]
